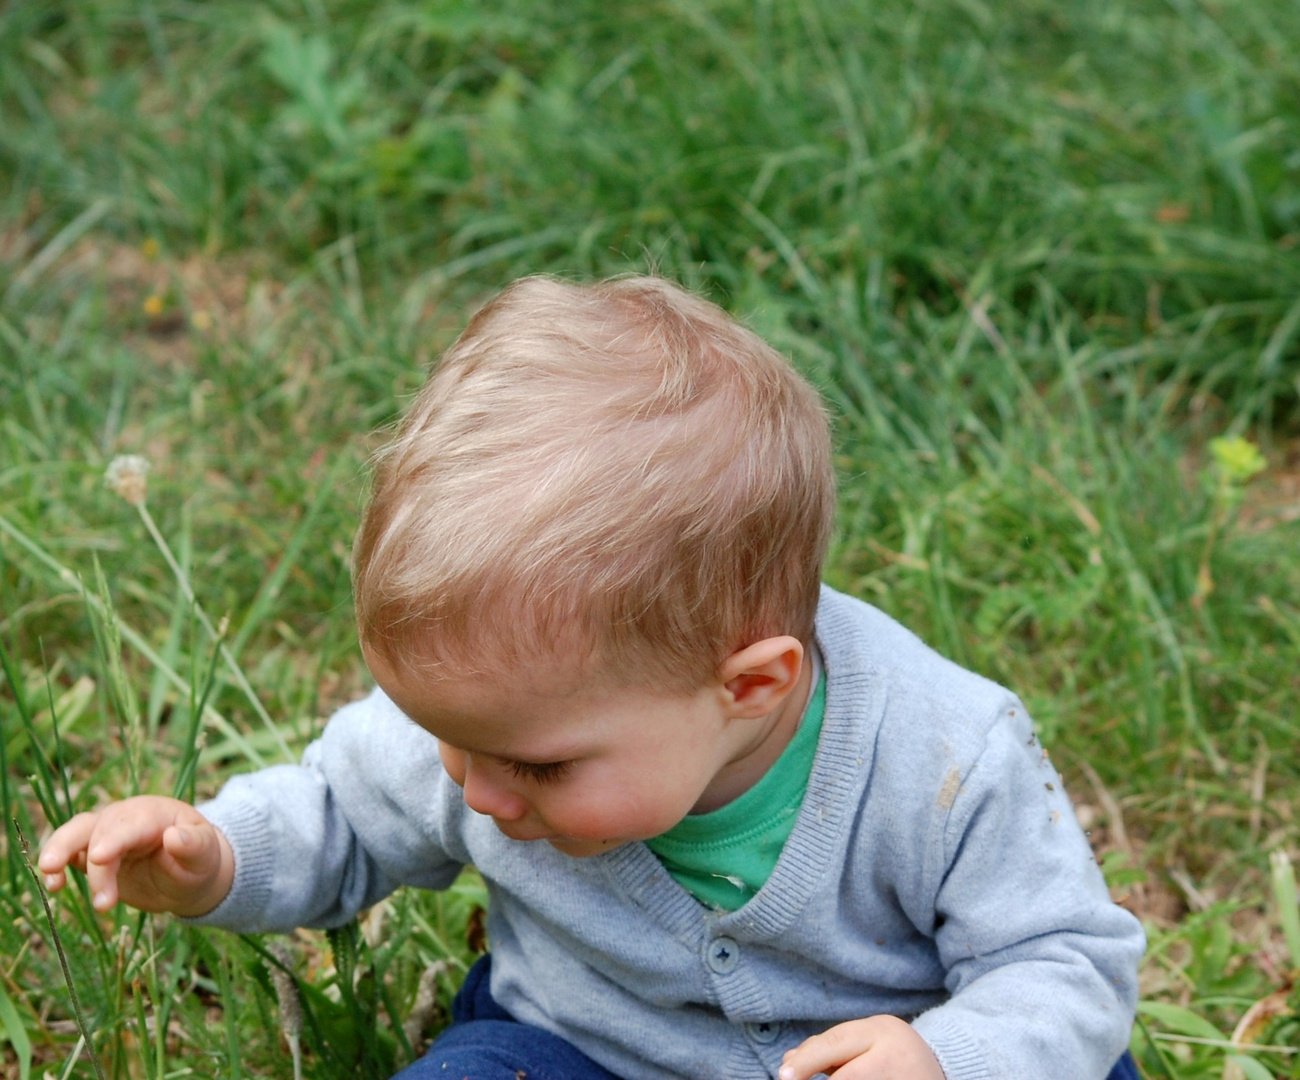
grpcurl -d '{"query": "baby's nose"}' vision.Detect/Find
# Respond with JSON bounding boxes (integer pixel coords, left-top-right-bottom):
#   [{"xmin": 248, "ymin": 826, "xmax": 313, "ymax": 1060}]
[{"xmin": 460, "ymin": 762, "xmax": 529, "ymax": 821}]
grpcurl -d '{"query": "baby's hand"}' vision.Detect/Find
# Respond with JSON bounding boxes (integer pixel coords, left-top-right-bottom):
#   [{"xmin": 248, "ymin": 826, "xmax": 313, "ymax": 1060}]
[
  {"xmin": 779, "ymin": 1015, "xmax": 946, "ymax": 1080},
  {"xmin": 38, "ymin": 796, "xmax": 234, "ymax": 917}
]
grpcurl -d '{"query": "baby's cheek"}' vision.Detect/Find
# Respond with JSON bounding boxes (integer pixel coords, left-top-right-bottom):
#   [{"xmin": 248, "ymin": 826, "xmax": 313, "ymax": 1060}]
[{"xmin": 438, "ymin": 742, "xmax": 467, "ymax": 787}]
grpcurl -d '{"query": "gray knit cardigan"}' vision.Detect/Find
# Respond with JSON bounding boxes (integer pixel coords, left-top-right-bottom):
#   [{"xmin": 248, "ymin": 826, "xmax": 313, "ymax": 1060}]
[{"xmin": 196, "ymin": 586, "xmax": 1145, "ymax": 1080}]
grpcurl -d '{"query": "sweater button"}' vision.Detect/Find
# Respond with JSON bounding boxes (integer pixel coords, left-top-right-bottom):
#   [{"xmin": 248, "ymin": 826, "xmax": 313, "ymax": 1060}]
[
  {"xmin": 746, "ymin": 1020, "xmax": 782, "ymax": 1044},
  {"xmin": 706, "ymin": 937, "xmax": 740, "ymax": 974}
]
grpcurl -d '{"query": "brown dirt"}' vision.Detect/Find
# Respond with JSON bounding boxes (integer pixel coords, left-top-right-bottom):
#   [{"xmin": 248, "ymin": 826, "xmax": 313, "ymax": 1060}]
[
  {"xmin": 1241, "ymin": 438, "xmax": 1300, "ymax": 531},
  {"xmin": 0, "ymin": 215, "xmax": 287, "ymax": 373}
]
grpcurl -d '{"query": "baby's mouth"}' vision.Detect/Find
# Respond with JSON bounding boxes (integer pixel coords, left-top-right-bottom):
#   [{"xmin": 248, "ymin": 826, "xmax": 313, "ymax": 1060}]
[
  {"xmin": 493, "ymin": 821, "xmax": 553, "ymax": 843},
  {"xmin": 490, "ymin": 819, "xmax": 619, "ymax": 855}
]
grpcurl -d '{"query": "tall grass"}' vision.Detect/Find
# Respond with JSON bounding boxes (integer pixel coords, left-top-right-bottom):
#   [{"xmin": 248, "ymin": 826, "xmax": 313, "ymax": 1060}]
[{"xmin": 2, "ymin": 1, "xmax": 1298, "ymax": 1077}]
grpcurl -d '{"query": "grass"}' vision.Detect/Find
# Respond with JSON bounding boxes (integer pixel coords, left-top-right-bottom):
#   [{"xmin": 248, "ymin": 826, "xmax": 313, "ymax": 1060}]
[{"xmin": 1, "ymin": 0, "xmax": 1299, "ymax": 1076}]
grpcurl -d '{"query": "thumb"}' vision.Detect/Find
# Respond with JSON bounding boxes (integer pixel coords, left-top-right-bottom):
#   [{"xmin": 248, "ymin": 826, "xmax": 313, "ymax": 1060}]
[{"xmin": 162, "ymin": 822, "xmax": 220, "ymax": 875}]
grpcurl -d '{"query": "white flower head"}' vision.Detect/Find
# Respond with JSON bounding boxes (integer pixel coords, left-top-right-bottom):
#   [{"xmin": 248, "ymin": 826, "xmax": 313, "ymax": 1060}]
[{"xmin": 105, "ymin": 455, "xmax": 151, "ymax": 506}]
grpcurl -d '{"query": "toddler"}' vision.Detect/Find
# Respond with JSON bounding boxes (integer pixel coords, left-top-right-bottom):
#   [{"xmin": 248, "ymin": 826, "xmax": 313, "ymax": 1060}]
[{"xmin": 41, "ymin": 276, "xmax": 1145, "ymax": 1080}]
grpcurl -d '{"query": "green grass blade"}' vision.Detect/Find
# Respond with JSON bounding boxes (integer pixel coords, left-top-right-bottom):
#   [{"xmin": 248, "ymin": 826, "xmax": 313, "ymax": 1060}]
[
  {"xmin": 1269, "ymin": 850, "xmax": 1300, "ymax": 972},
  {"xmin": 38, "ymin": 658, "xmax": 74, "ymax": 823},
  {"xmin": 0, "ymin": 641, "xmax": 65, "ymax": 831},
  {"xmin": 146, "ymin": 508, "xmax": 193, "ymax": 737},
  {"xmin": 174, "ymin": 627, "xmax": 223, "ymax": 803},
  {"xmin": 13, "ymin": 822, "xmax": 107, "ymax": 1080},
  {"xmin": 0, "ymin": 980, "xmax": 32, "ymax": 1080},
  {"xmin": 1224, "ymin": 1055, "xmax": 1276, "ymax": 1080},
  {"xmin": 2, "ymin": 197, "xmax": 112, "ymax": 304},
  {"xmin": 87, "ymin": 555, "xmax": 143, "ymax": 795},
  {"xmin": 135, "ymin": 503, "xmax": 294, "ymax": 762},
  {"xmin": 229, "ymin": 451, "xmax": 349, "ymax": 661},
  {"xmin": 0, "ymin": 631, "xmax": 28, "ymax": 887}
]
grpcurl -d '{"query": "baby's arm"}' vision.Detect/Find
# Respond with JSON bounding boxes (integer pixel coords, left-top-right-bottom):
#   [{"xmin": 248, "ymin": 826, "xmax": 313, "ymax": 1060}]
[
  {"xmin": 892, "ymin": 701, "xmax": 1142, "ymax": 1078},
  {"xmin": 39, "ymin": 689, "xmax": 463, "ymax": 934},
  {"xmin": 38, "ymin": 796, "xmax": 234, "ymax": 918}
]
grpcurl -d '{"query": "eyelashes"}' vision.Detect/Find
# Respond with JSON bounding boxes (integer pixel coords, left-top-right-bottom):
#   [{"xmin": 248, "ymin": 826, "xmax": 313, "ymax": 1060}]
[{"xmin": 507, "ymin": 760, "xmax": 574, "ymax": 784}]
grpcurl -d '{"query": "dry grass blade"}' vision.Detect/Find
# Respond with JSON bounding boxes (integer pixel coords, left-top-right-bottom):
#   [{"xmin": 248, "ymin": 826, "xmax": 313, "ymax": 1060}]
[
  {"xmin": 267, "ymin": 943, "xmax": 303, "ymax": 1080},
  {"xmin": 13, "ymin": 821, "xmax": 107, "ymax": 1080}
]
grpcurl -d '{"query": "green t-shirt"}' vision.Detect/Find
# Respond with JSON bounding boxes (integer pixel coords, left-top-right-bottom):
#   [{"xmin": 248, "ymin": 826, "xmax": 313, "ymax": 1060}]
[{"xmin": 645, "ymin": 672, "xmax": 826, "ymax": 910}]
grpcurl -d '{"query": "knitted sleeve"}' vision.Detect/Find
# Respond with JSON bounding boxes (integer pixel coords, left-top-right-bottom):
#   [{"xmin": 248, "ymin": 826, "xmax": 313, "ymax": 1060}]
[
  {"xmin": 190, "ymin": 688, "xmax": 466, "ymax": 933},
  {"xmin": 909, "ymin": 703, "xmax": 1145, "ymax": 1080}
]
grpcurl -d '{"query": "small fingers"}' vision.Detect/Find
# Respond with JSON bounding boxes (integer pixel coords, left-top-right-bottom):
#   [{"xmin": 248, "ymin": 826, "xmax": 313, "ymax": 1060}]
[
  {"xmin": 37, "ymin": 812, "xmax": 101, "ymax": 889},
  {"xmin": 85, "ymin": 856, "xmax": 122, "ymax": 911},
  {"xmin": 782, "ymin": 1017, "xmax": 945, "ymax": 1080},
  {"xmin": 780, "ymin": 1018, "xmax": 898, "ymax": 1080},
  {"xmin": 84, "ymin": 800, "xmax": 173, "ymax": 865}
]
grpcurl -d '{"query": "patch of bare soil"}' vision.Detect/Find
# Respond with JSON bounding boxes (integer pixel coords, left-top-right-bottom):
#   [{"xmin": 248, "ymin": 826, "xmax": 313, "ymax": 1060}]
[
  {"xmin": 73, "ymin": 238, "xmax": 286, "ymax": 371},
  {"xmin": 1242, "ymin": 438, "xmax": 1300, "ymax": 531},
  {"xmin": 0, "ymin": 208, "xmax": 288, "ymax": 374}
]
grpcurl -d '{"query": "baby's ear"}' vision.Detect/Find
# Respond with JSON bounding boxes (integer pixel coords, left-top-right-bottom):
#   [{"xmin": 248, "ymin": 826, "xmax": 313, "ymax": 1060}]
[{"xmin": 718, "ymin": 636, "xmax": 804, "ymax": 718}]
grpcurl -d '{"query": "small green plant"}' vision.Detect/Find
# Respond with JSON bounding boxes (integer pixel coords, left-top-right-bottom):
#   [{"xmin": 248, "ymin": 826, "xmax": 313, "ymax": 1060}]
[{"xmin": 1194, "ymin": 436, "xmax": 1269, "ymax": 610}]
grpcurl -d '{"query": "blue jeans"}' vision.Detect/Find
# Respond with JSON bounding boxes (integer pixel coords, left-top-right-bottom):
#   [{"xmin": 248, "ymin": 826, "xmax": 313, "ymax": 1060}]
[
  {"xmin": 395, "ymin": 955, "xmax": 1141, "ymax": 1080},
  {"xmin": 392, "ymin": 955, "xmax": 621, "ymax": 1080}
]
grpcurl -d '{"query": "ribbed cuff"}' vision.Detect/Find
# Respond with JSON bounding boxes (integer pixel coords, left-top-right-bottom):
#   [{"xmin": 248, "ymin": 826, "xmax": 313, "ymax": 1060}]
[
  {"xmin": 184, "ymin": 798, "xmax": 276, "ymax": 930},
  {"xmin": 911, "ymin": 1011, "xmax": 993, "ymax": 1080}
]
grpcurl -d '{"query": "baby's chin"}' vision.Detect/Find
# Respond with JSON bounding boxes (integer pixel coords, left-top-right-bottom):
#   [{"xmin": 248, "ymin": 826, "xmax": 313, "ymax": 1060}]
[{"xmin": 546, "ymin": 836, "xmax": 626, "ymax": 858}]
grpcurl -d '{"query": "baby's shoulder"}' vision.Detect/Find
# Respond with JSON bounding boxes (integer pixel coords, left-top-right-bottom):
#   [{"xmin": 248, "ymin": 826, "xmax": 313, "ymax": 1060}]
[
  {"xmin": 817, "ymin": 591, "xmax": 1071, "ymax": 892},
  {"xmin": 819, "ymin": 586, "xmax": 1022, "ymax": 731},
  {"xmin": 817, "ymin": 586, "xmax": 1034, "ymax": 797}
]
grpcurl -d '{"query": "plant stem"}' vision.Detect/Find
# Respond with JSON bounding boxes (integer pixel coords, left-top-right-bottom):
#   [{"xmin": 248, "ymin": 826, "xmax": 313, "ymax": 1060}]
[
  {"xmin": 14, "ymin": 821, "xmax": 107, "ymax": 1080},
  {"xmin": 135, "ymin": 503, "xmax": 293, "ymax": 761}
]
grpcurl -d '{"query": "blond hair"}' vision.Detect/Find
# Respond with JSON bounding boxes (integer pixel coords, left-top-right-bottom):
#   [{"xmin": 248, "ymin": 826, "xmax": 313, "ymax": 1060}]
[{"xmin": 353, "ymin": 275, "xmax": 834, "ymax": 690}]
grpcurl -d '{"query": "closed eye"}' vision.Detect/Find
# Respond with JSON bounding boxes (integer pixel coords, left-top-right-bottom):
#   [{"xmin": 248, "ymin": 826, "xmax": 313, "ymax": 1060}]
[{"xmin": 507, "ymin": 760, "xmax": 574, "ymax": 784}]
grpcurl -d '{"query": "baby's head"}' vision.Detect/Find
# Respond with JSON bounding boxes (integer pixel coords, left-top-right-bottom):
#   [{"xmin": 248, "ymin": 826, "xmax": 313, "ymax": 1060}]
[
  {"xmin": 353, "ymin": 276, "xmax": 835, "ymax": 851},
  {"xmin": 353, "ymin": 275, "xmax": 834, "ymax": 695}
]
